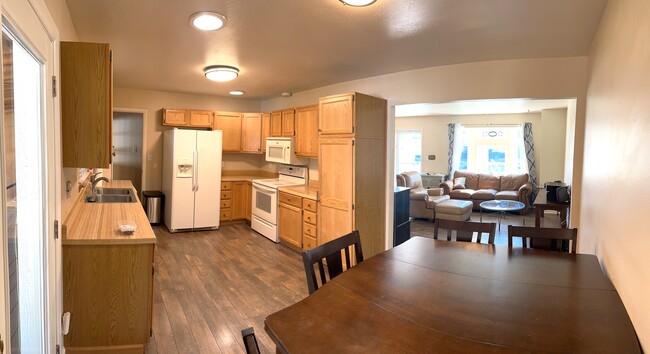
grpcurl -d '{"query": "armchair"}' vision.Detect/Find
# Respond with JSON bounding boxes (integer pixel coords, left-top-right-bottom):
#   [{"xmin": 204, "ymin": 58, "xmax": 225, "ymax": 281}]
[{"xmin": 396, "ymin": 171, "xmax": 450, "ymax": 220}]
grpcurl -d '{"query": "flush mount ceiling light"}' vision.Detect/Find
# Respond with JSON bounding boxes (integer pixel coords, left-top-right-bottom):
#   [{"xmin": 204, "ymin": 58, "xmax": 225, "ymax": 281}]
[
  {"xmin": 229, "ymin": 90, "xmax": 245, "ymax": 96},
  {"xmin": 190, "ymin": 12, "xmax": 227, "ymax": 31},
  {"xmin": 339, "ymin": 0, "xmax": 377, "ymax": 6},
  {"xmin": 204, "ymin": 65, "xmax": 239, "ymax": 82}
]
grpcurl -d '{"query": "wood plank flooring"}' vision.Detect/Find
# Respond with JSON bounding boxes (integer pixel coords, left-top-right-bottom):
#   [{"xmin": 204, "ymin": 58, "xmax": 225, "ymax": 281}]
[{"xmin": 145, "ymin": 223, "xmax": 307, "ymax": 354}]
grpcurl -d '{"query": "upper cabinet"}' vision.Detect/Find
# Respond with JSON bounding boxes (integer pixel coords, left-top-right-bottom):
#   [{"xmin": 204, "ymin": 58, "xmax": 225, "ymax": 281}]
[
  {"xmin": 262, "ymin": 113, "xmax": 271, "ymax": 152},
  {"xmin": 241, "ymin": 113, "xmax": 263, "ymax": 153},
  {"xmin": 319, "ymin": 94, "xmax": 354, "ymax": 136},
  {"xmin": 189, "ymin": 110, "xmax": 214, "ymax": 127},
  {"xmin": 162, "ymin": 109, "xmax": 213, "ymax": 128},
  {"xmin": 61, "ymin": 41, "xmax": 112, "ymax": 168},
  {"xmin": 295, "ymin": 105, "xmax": 319, "ymax": 158},
  {"xmin": 270, "ymin": 111, "xmax": 282, "ymax": 137},
  {"xmin": 214, "ymin": 112, "xmax": 242, "ymax": 152},
  {"xmin": 281, "ymin": 109, "xmax": 295, "ymax": 137}
]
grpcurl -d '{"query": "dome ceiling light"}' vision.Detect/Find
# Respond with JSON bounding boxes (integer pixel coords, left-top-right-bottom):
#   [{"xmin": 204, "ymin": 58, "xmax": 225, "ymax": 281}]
[
  {"xmin": 339, "ymin": 0, "xmax": 377, "ymax": 7},
  {"xmin": 190, "ymin": 12, "xmax": 227, "ymax": 31},
  {"xmin": 204, "ymin": 65, "xmax": 239, "ymax": 82},
  {"xmin": 229, "ymin": 90, "xmax": 245, "ymax": 96}
]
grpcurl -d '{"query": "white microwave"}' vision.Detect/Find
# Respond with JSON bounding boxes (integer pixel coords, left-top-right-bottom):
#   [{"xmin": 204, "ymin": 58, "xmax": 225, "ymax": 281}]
[{"xmin": 265, "ymin": 137, "xmax": 307, "ymax": 165}]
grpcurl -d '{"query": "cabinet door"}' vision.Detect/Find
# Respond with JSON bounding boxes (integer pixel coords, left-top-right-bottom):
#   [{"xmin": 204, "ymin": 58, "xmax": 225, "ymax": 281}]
[
  {"xmin": 241, "ymin": 113, "xmax": 262, "ymax": 153},
  {"xmin": 281, "ymin": 109, "xmax": 295, "ymax": 137},
  {"xmin": 270, "ymin": 111, "xmax": 282, "ymax": 137},
  {"xmin": 189, "ymin": 110, "xmax": 213, "ymax": 127},
  {"xmin": 231, "ymin": 181, "xmax": 247, "ymax": 220},
  {"xmin": 162, "ymin": 108, "xmax": 189, "ymax": 126},
  {"xmin": 214, "ymin": 112, "xmax": 242, "ymax": 152},
  {"xmin": 278, "ymin": 203, "xmax": 302, "ymax": 248},
  {"xmin": 61, "ymin": 42, "xmax": 112, "ymax": 168},
  {"xmin": 295, "ymin": 105, "xmax": 319, "ymax": 157},
  {"xmin": 262, "ymin": 113, "xmax": 271, "ymax": 151},
  {"xmin": 319, "ymin": 138, "xmax": 354, "ymax": 244},
  {"xmin": 245, "ymin": 181, "xmax": 252, "ymax": 221},
  {"xmin": 319, "ymin": 94, "xmax": 354, "ymax": 136}
]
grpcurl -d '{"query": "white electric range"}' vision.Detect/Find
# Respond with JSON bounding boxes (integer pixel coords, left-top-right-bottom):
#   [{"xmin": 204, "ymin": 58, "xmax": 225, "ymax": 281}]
[{"xmin": 251, "ymin": 165, "xmax": 308, "ymax": 242}]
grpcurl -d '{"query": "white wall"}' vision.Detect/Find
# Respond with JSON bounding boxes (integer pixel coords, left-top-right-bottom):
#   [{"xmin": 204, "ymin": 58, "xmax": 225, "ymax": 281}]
[
  {"xmin": 583, "ymin": 0, "xmax": 650, "ymax": 348},
  {"xmin": 539, "ymin": 109, "xmax": 567, "ymax": 184}
]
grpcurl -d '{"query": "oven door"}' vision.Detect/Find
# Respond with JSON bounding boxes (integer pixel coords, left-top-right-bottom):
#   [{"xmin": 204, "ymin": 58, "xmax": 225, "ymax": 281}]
[{"xmin": 252, "ymin": 182, "xmax": 278, "ymax": 225}]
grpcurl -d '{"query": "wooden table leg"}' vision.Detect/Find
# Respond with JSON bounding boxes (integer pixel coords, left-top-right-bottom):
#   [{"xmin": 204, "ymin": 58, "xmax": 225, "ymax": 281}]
[{"xmin": 535, "ymin": 207, "xmax": 542, "ymax": 227}]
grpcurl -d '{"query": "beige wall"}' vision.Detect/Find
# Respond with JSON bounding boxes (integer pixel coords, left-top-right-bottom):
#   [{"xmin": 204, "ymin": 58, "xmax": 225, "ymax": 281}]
[
  {"xmin": 583, "ymin": 0, "xmax": 650, "ymax": 348},
  {"xmin": 539, "ymin": 109, "xmax": 567, "ymax": 183}
]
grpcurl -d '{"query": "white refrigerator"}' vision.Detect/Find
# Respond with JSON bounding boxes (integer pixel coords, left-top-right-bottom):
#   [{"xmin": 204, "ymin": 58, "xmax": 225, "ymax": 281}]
[{"xmin": 162, "ymin": 128, "xmax": 222, "ymax": 232}]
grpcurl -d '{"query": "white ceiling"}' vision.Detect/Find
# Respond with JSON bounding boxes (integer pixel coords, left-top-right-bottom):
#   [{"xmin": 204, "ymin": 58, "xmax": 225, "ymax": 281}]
[
  {"xmin": 65, "ymin": 0, "xmax": 608, "ymax": 100},
  {"xmin": 395, "ymin": 98, "xmax": 574, "ymax": 117}
]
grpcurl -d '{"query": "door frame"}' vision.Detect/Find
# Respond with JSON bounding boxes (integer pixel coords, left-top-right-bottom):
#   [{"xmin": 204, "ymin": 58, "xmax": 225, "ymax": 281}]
[
  {"xmin": 0, "ymin": 0, "xmax": 61, "ymax": 352},
  {"xmin": 112, "ymin": 108, "xmax": 148, "ymax": 194}
]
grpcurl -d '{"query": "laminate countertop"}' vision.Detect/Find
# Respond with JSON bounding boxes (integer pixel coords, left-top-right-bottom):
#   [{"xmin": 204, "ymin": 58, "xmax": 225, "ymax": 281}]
[
  {"xmin": 221, "ymin": 175, "xmax": 272, "ymax": 182},
  {"xmin": 62, "ymin": 180, "xmax": 156, "ymax": 246},
  {"xmin": 279, "ymin": 185, "xmax": 319, "ymax": 200}
]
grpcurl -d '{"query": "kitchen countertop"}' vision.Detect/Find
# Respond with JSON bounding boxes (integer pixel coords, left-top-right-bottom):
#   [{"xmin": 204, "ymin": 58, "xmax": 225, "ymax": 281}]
[
  {"xmin": 279, "ymin": 185, "xmax": 319, "ymax": 200},
  {"xmin": 62, "ymin": 180, "xmax": 157, "ymax": 245},
  {"xmin": 222, "ymin": 175, "xmax": 272, "ymax": 182}
]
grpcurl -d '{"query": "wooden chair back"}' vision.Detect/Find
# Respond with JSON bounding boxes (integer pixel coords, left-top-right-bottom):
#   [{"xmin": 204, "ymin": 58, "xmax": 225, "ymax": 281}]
[
  {"xmin": 241, "ymin": 327, "xmax": 260, "ymax": 354},
  {"xmin": 434, "ymin": 219, "xmax": 497, "ymax": 244},
  {"xmin": 301, "ymin": 230, "xmax": 364, "ymax": 294},
  {"xmin": 508, "ymin": 225, "xmax": 578, "ymax": 253}
]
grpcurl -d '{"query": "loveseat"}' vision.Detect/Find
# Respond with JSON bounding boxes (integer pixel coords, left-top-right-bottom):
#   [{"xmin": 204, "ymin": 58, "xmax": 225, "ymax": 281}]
[
  {"xmin": 440, "ymin": 171, "xmax": 533, "ymax": 215},
  {"xmin": 396, "ymin": 171, "xmax": 450, "ymax": 220}
]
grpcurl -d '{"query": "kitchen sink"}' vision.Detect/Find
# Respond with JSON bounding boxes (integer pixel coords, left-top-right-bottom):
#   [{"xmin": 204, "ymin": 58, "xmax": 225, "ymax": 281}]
[
  {"xmin": 86, "ymin": 188, "xmax": 137, "ymax": 203},
  {"xmin": 95, "ymin": 188, "xmax": 133, "ymax": 195}
]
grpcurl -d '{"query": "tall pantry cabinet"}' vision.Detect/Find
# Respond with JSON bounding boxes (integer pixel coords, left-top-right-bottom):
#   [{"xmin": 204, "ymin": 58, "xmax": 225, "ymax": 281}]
[{"xmin": 318, "ymin": 92, "xmax": 387, "ymax": 257}]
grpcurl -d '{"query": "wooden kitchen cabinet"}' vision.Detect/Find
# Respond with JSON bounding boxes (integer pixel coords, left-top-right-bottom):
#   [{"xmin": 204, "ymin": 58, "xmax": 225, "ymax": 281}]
[
  {"xmin": 214, "ymin": 111, "xmax": 243, "ymax": 152},
  {"xmin": 220, "ymin": 180, "xmax": 251, "ymax": 223},
  {"xmin": 262, "ymin": 113, "xmax": 271, "ymax": 151},
  {"xmin": 295, "ymin": 105, "xmax": 319, "ymax": 158},
  {"xmin": 241, "ymin": 113, "xmax": 263, "ymax": 153},
  {"xmin": 245, "ymin": 181, "xmax": 252, "ymax": 221},
  {"xmin": 162, "ymin": 108, "xmax": 190, "ymax": 126},
  {"xmin": 318, "ymin": 92, "xmax": 387, "ymax": 257},
  {"xmin": 281, "ymin": 109, "xmax": 295, "ymax": 137},
  {"xmin": 270, "ymin": 111, "xmax": 282, "ymax": 137},
  {"xmin": 189, "ymin": 109, "xmax": 214, "ymax": 127},
  {"xmin": 231, "ymin": 181, "xmax": 248, "ymax": 220},
  {"xmin": 61, "ymin": 41, "xmax": 112, "ymax": 168},
  {"xmin": 220, "ymin": 181, "xmax": 233, "ymax": 221},
  {"xmin": 279, "ymin": 191, "xmax": 303, "ymax": 248},
  {"xmin": 302, "ymin": 198, "xmax": 318, "ymax": 250}
]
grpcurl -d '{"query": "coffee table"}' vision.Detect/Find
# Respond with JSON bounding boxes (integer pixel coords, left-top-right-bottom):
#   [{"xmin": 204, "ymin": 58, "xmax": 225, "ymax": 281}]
[{"xmin": 479, "ymin": 200, "xmax": 526, "ymax": 230}]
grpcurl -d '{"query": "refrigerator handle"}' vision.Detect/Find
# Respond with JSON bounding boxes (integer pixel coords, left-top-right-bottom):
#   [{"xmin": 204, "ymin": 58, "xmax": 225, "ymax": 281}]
[
  {"xmin": 195, "ymin": 150, "xmax": 199, "ymax": 192},
  {"xmin": 192, "ymin": 150, "xmax": 197, "ymax": 191}
]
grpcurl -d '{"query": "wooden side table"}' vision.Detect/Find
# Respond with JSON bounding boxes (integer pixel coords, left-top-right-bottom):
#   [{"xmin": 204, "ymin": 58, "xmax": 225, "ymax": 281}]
[{"xmin": 533, "ymin": 192, "xmax": 570, "ymax": 228}]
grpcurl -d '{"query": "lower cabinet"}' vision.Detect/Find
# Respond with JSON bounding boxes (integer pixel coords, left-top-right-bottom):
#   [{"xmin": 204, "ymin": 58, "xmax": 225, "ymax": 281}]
[
  {"xmin": 278, "ymin": 191, "xmax": 318, "ymax": 250},
  {"xmin": 220, "ymin": 180, "xmax": 252, "ymax": 223},
  {"xmin": 63, "ymin": 243, "xmax": 154, "ymax": 353}
]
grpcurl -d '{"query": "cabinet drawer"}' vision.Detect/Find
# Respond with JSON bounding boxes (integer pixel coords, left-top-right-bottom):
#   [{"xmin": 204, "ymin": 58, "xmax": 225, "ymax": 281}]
[
  {"xmin": 303, "ymin": 210, "xmax": 316, "ymax": 225},
  {"xmin": 303, "ymin": 235, "xmax": 317, "ymax": 250},
  {"xmin": 221, "ymin": 190, "xmax": 232, "ymax": 200},
  {"xmin": 303, "ymin": 198, "xmax": 317, "ymax": 213},
  {"xmin": 221, "ymin": 181, "xmax": 232, "ymax": 191},
  {"xmin": 220, "ymin": 209, "xmax": 232, "ymax": 220},
  {"xmin": 279, "ymin": 191, "xmax": 302, "ymax": 208},
  {"xmin": 303, "ymin": 223, "xmax": 317, "ymax": 238},
  {"xmin": 221, "ymin": 199, "xmax": 231, "ymax": 208}
]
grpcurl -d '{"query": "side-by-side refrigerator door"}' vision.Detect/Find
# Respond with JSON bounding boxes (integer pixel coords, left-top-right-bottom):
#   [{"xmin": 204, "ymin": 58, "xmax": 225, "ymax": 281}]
[
  {"xmin": 169, "ymin": 129, "xmax": 196, "ymax": 230},
  {"xmin": 193, "ymin": 130, "xmax": 222, "ymax": 229}
]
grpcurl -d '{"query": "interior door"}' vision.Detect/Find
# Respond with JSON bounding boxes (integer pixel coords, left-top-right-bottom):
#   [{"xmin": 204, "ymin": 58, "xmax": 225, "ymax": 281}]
[{"xmin": 1, "ymin": 0, "xmax": 59, "ymax": 352}]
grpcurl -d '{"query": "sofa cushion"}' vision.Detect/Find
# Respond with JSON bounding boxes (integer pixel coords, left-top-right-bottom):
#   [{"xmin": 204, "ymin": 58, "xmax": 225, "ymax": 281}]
[
  {"xmin": 401, "ymin": 171, "xmax": 423, "ymax": 189},
  {"xmin": 500, "ymin": 173, "xmax": 529, "ymax": 191},
  {"xmin": 495, "ymin": 191, "xmax": 518, "ymax": 201},
  {"xmin": 454, "ymin": 171, "xmax": 479, "ymax": 190},
  {"xmin": 472, "ymin": 189, "xmax": 497, "ymax": 200},
  {"xmin": 449, "ymin": 189, "xmax": 474, "ymax": 200},
  {"xmin": 478, "ymin": 174, "xmax": 500, "ymax": 190},
  {"xmin": 453, "ymin": 177, "xmax": 466, "ymax": 190}
]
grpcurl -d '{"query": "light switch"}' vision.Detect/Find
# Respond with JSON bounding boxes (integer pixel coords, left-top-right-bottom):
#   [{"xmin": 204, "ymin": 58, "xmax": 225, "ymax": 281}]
[{"xmin": 147, "ymin": 154, "xmax": 152, "ymax": 161}]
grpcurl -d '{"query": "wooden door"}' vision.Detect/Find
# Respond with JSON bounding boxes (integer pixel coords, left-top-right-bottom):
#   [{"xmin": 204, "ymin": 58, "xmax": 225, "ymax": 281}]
[
  {"xmin": 162, "ymin": 108, "xmax": 189, "ymax": 126},
  {"xmin": 245, "ymin": 181, "xmax": 252, "ymax": 221},
  {"xmin": 262, "ymin": 113, "xmax": 271, "ymax": 152},
  {"xmin": 319, "ymin": 93, "xmax": 354, "ymax": 136},
  {"xmin": 318, "ymin": 137, "xmax": 354, "ymax": 244},
  {"xmin": 295, "ymin": 105, "xmax": 319, "ymax": 157},
  {"xmin": 278, "ymin": 203, "xmax": 302, "ymax": 248},
  {"xmin": 241, "ymin": 113, "xmax": 262, "ymax": 153},
  {"xmin": 281, "ymin": 109, "xmax": 295, "ymax": 137},
  {"xmin": 270, "ymin": 111, "xmax": 282, "ymax": 137},
  {"xmin": 214, "ymin": 112, "xmax": 242, "ymax": 152},
  {"xmin": 231, "ymin": 181, "xmax": 247, "ymax": 220},
  {"xmin": 189, "ymin": 110, "xmax": 213, "ymax": 127}
]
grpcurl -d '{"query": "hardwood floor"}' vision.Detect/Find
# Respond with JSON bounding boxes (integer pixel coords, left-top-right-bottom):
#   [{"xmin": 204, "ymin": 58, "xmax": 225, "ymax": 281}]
[{"xmin": 146, "ymin": 223, "xmax": 307, "ymax": 354}]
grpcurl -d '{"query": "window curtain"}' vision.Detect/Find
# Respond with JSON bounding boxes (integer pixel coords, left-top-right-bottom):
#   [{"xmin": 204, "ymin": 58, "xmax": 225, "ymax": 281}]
[
  {"xmin": 447, "ymin": 123, "xmax": 455, "ymax": 179},
  {"xmin": 447, "ymin": 123, "xmax": 464, "ymax": 179},
  {"xmin": 522, "ymin": 122, "xmax": 538, "ymax": 198}
]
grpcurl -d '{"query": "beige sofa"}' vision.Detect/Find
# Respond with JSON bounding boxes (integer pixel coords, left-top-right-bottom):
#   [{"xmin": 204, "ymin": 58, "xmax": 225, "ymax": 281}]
[
  {"xmin": 440, "ymin": 171, "xmax": 533, "ymax": 215},
  {"xmin": 396, "ymin": 171, "xmax": 450, "ymax": 220}
]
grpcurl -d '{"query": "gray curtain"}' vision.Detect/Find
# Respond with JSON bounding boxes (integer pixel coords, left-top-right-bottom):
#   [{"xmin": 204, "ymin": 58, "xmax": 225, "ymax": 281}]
[
  {"xmin": 523, "ymin": 122, "xmax": 538, "ymax": 199},
  {"xmin": 447, "ymin": 123, "xmax": 455, "ymax": 179}
]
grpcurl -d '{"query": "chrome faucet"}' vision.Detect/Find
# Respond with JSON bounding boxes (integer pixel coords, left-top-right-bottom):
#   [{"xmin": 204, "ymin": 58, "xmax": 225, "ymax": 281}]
[{"xmin": 89, "ymin": 172, "xmax": 110, "ymax": 200}]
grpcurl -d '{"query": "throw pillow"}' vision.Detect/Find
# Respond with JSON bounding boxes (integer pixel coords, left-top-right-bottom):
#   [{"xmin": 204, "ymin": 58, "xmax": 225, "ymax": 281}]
[{"xmin": 453, "ymin": 177, "xmax": 466, "ymax": 190}]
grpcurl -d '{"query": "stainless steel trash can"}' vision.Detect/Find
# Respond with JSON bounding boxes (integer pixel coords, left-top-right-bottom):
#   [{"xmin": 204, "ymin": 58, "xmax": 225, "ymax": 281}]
[{"xmin": 142, "ymin": 191, "xmax": 164, "ymax": 224}]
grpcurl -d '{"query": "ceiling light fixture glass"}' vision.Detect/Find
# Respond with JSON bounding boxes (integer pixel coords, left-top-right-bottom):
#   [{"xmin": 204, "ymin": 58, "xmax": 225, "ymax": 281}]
[
  {"xmin": 204, "ymin": 65, "xmax": 239, "ymax": 82},
  {"xmin": 229, "ymin": 90, "xmax": 245, "ymax": 96},
  {"xmin": 339, "ymin": 0, "xmax": 377, "ymax": 6},
  {"xmin": 190, "ymin": 12, "xmax": 227, "ymax": 31}
]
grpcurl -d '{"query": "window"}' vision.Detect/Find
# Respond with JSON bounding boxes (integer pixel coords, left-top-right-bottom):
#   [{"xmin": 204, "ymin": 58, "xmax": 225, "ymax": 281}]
[
  {"xmin": 396, "ymin": 130, "xmax": 422, "ymax": 173},
  {"xmin": 458, "ymin": 126, "xmax": 526, "ymax": 175}
]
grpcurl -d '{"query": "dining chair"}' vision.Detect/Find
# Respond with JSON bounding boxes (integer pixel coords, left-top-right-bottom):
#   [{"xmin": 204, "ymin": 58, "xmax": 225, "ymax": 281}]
[
  {"xmin": 241, "ymin": 327, "xmax": 261, "ymax": 354},
  {"xmin": 434, "ymin": 219, "xmax": 497, "ymax": 244},
  {"xmin": 508, "ymin": 225, "xmax": 578, "ymax": 253},
  {"xmin": 301, "ymin": 230, "xmax": 364, "ymax": 294}
]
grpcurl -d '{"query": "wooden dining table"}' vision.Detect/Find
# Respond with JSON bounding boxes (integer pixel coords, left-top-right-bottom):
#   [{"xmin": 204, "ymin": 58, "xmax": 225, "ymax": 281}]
[{"xmin": 265, "ymin": 237, "xmax": 641, "ymax": 353}]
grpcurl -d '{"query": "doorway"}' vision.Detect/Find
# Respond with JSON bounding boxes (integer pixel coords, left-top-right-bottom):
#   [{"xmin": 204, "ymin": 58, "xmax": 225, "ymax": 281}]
[{"xmin": 112, "ymin": 111, "xmax": 144, "ymax": 196}]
